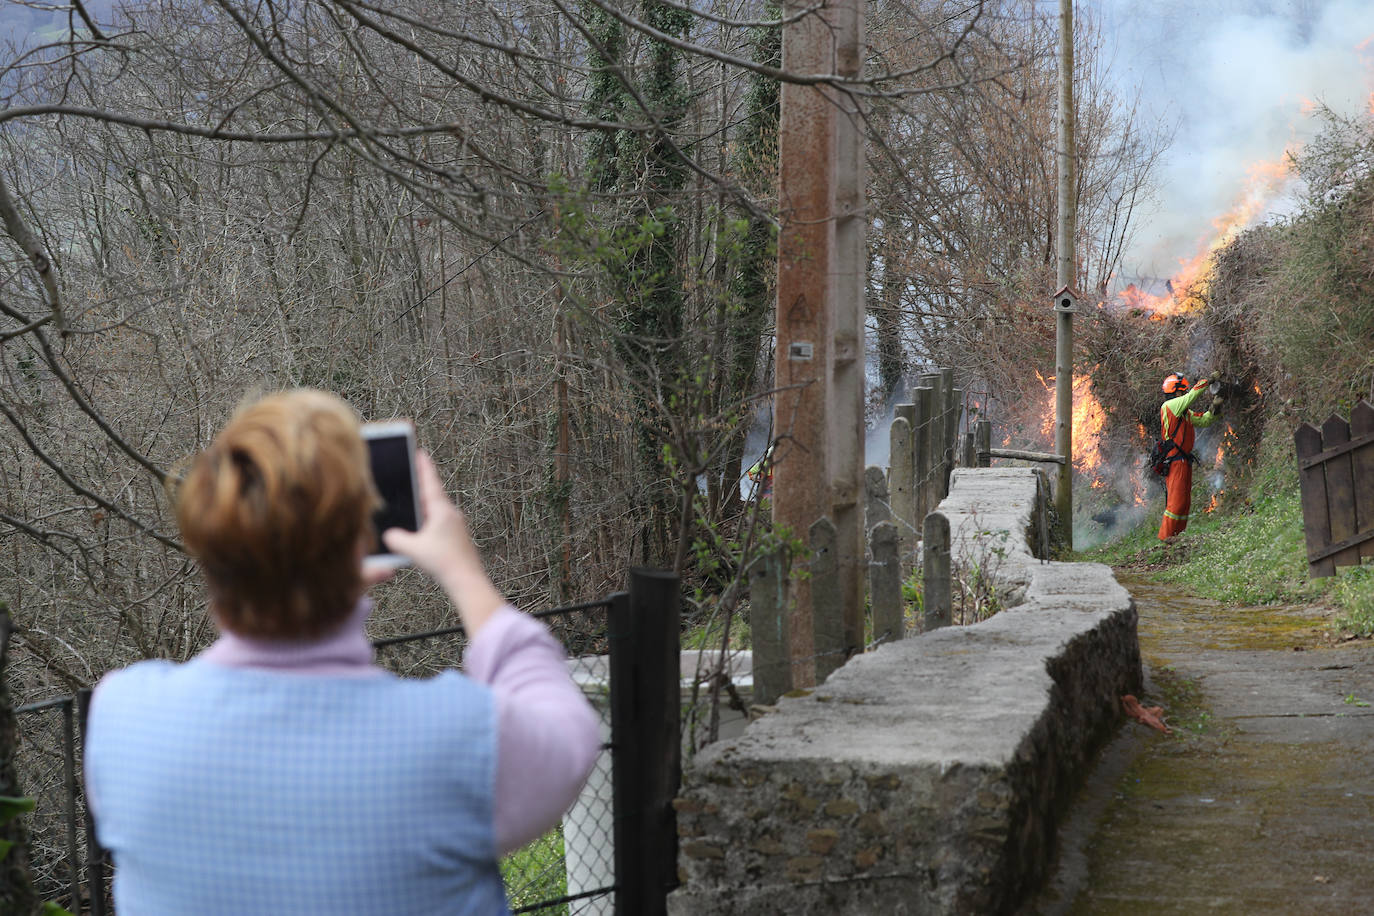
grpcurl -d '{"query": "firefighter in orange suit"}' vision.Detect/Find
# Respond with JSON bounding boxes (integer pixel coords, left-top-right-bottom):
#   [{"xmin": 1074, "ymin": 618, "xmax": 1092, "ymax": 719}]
[{"xmin": 1158, "ymin": 372, "xmax": 1221, "ymax": 539}]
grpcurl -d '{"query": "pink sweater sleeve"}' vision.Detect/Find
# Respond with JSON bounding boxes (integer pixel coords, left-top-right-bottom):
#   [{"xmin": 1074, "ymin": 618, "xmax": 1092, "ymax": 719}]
[{"xmin": 465, "ymin": 605, "xmax": 602, "ymax": 854}]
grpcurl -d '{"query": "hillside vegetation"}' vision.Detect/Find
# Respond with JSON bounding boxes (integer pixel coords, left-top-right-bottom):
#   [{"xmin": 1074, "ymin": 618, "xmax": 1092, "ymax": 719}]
[{"xmin": 1078, "ymin": 106, "xmax": 1374, "ymax": 639}]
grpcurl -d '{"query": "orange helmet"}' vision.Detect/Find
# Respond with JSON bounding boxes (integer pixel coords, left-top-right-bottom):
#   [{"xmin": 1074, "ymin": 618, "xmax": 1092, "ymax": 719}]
[{"xmin": 1162, "ymin": 372, "xmax": 1190, "ymax": 395}]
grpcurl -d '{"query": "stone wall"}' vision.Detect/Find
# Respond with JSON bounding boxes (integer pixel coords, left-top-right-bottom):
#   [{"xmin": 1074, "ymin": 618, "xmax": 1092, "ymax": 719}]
[{"xmin": 668, "ymin": 468, "xmax": 1141, "ymax": 915}]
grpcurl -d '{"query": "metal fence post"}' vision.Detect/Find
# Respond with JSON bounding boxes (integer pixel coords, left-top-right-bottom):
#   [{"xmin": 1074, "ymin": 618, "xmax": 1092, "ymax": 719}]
[
  {"xmin": 61, "ymin": 697, "xmax": 80, "ymax": 910},
  {"xmin": 76, "ymin": 687, "xmax": 108, "ymax": 916},
  {"xmin": 610, "ymin": 568, "xmax": 680, "ymax": 916}
]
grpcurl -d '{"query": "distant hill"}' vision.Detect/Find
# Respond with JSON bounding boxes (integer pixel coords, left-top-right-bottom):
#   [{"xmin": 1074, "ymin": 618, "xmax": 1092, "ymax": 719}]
[{"xmin": 0, "ymin": 0, "xmax": 115, "ymax": 47}]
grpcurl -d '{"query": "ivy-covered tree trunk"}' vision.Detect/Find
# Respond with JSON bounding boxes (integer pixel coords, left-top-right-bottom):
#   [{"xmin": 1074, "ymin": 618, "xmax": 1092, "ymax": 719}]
[
  {"xmin": 874, "ymin": 221, "xmax": 908, "ymax": 400},
  {"xmin": 720, "ymin": 10, "xmax": 781, "ymax": 520},
  {"xmin": 629, "ymin": 0, "xmax": 690, "ymax": 567},
  {"xmin": 582, "ymin": 1, "xmax": 625, "ymax": 193},
  {"xmin": 1, "ymin": 604, "xmax": 39, "ymax": 916},
  {"xmin": 582, "ymin": 0, "xmax": 692, "ymax": 567}
]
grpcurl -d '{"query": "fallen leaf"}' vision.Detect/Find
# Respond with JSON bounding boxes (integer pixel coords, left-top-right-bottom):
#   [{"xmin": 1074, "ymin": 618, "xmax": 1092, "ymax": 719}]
[{"xmin": 1122, "ymin": 694, "xmax": 1172, "ymax": 734}]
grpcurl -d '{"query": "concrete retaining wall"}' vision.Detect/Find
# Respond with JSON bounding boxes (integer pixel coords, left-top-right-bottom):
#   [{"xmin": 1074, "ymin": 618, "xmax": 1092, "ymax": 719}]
[{"xmin": 668, "ymin": 468, "xmax": 1142, "ymax": 914}]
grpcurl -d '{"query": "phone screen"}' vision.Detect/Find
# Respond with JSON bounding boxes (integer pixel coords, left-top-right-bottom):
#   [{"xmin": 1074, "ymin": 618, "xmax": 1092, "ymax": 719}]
[{"xmin": 365, "ymin": 434, "xmax": 419, "ymax": 552}]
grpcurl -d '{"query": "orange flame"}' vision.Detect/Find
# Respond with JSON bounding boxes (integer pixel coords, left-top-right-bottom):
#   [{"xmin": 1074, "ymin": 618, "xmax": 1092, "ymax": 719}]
[
  {"xmin": 1117, "ymin": 151, "xmax": 1294, "ymax": 319},
  {"xmin": 1039, "ymin": 374, "xmax": 1108, "ymax": 478}
]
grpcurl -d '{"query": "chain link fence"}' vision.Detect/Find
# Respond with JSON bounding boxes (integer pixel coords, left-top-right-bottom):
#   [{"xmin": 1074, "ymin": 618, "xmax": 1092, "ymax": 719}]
[{"xmin": 13, "ymin": 587, "xmax": 652, "ymax": 915}]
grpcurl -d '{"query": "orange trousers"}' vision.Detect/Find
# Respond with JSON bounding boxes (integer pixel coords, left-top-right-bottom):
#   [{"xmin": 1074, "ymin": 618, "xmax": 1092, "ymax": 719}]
[{"xmin": 1158, "ymin": 459, "xmax": 1192, "ymax": 539}]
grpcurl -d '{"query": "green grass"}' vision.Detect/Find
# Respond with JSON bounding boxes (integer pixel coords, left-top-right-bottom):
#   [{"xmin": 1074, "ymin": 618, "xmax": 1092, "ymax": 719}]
[
  {"xmin": 502, "ymin": 826, "xmax": 570, "ymax": 914},
  {"xmin": 682, "ymin": 606, "xmax": 751, "ymax": 650},
  {"xmin": 1076, "ymin": 478, "xmax": 1374, "ymax": 638},
  {"xmin": 1151, "ymin": 664, "xmax": 1219, "ymax": 737}
]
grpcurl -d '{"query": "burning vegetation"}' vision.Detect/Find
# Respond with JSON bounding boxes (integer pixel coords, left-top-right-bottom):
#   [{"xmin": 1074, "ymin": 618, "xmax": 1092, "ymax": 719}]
[{"xmin": 1011, "ymin": 147, "xmax": 1308, "ymax": 541}]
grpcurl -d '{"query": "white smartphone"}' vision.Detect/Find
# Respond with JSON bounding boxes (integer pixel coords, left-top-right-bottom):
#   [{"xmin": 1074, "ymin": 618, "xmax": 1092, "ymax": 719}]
[{"xmin": 361, "ymin": 420, "xmax": 422, "ymax": 573}]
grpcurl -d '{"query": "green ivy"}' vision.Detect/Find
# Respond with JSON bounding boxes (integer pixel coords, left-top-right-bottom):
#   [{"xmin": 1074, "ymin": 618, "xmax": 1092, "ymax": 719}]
[{"xmin": 0, "ymin": 796, "xmax": 75, "ymax": 916}]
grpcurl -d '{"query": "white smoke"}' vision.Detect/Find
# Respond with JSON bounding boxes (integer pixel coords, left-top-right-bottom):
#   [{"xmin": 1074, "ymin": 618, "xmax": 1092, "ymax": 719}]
[{"xmin": 1093, "ymin": 0, "xmax": 1374, "ymax": 282}]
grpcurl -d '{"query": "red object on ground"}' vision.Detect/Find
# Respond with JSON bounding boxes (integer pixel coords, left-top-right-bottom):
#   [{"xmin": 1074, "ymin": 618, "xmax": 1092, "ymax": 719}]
[{"xmin": 1122, "ymin": 694, "xmax": 1171, "ymax": 734}]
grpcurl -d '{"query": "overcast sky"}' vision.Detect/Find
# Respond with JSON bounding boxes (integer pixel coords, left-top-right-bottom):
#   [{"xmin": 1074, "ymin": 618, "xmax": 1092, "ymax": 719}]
[
  {"xmin": 1084, "ymin": 0, "xmax": 1374, "ymax": 282},
  {"xmin": 5, "ymin": 1, "xmax": 1374, "ymax": 288}
]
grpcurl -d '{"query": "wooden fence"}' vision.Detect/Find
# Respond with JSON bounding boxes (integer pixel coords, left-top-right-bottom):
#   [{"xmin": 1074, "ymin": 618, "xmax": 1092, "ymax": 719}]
[{"xmin": 1295, "ymin": 400, "xmax": 1374, "ymax": 577}]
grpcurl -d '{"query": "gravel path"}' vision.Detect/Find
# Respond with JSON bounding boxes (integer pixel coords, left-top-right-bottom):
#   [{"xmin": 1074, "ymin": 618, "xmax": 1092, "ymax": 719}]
[{"xmin": 1030, "ymin": 575, "xmax": 1374, "ymax": 915}]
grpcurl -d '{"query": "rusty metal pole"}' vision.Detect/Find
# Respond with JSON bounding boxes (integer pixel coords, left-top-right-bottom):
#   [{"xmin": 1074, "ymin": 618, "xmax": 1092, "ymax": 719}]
[
  {"xmin": 776, "ymin": 0, "xmax": 864, "ymax": 683},
  {"xmin": 1054, "ymin": 0, "xmax": 1076, "ymax": 550},
  {"xmin": 774, "ymin": 0, "xmax": 834, "ymax": 688},
  {"xmin": 830, "ymin": 0, "xmax": 866, "ymax": 660}
]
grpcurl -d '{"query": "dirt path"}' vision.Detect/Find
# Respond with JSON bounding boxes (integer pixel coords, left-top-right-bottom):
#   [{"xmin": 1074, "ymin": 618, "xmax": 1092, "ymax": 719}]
[{"xmin": 1031, "ymin": 574, "xmax": 1374, "ymax": 915}]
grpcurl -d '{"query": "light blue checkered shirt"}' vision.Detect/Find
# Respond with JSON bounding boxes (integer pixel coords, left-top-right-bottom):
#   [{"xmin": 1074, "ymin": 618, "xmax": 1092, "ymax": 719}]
[{"xmin": 85, "ymin": 659, "xmax": 508, "ymax": 915}]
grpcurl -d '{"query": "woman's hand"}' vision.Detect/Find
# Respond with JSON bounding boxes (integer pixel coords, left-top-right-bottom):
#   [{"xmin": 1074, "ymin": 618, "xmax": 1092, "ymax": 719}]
[{"xmin": 381, "ymin": 449, "xmax": 505, "ymax": 634}]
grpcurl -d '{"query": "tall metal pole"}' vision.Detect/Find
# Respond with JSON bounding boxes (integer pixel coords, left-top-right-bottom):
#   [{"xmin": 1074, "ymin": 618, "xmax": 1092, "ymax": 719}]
[
  {"xmin": 774, "ymin": 0, "xmax": 833, "ymax": 689},
  {"xmin": 830, "ymin": 0, "xmax": 866, "ymax": 662},
  {"xmin": 775, "ymin": 0, "xmax": 864, "ymax": 686},
  {"xmin": 1054, "ymin": 0, "xmax": 1076, "ymax": 549}
]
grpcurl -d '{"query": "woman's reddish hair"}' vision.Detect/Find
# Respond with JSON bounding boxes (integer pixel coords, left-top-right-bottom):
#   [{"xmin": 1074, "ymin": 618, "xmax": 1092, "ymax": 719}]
[{"xmin": 175, "ymin": 390, "xmax": 379, "ymax": 639}]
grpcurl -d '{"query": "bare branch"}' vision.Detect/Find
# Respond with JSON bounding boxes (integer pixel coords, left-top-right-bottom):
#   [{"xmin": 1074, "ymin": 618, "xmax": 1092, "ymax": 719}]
[
  {"xmin": 0, "ymin": 298, "xmax": 170, "ymax": 484},
  {"xmin": 0, "ymin": 398, "xmax": 183, "ymax": 553},
  {"xmin": 0, "ymin": 169, "xmax": 65, "ymax": 335}
]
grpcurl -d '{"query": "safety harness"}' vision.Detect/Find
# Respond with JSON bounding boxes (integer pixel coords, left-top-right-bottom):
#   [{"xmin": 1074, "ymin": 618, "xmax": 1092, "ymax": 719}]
[{"xmin": 1148, "ymin": 407, "xmax": 1197, "ymax": 476}]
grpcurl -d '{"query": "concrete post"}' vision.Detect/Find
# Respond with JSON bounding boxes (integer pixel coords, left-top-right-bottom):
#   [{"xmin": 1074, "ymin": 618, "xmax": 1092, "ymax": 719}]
[
  {"xmin": 774, "ymin": 0, "xmax": 831, "ymax": 689},
  {"xmin": 1054, "ymin": 0, "xmax": 1076, "ymax": 549},
  {"xmin": 913, "ymin": 386, "xmax": 934, "ymax": 528},
  {"xmin": 868, "ymin": 521, "xmax": 903, "ymax": 644},
  {"xmin": 976, "ymin": 420, "xmax": 992, "ymax": 467},
  {"xmin": 829, "ymin": 0, "xmax": 867, "ymax": 666},
  {"xmin": 776, "ymin": 0, "xmax": 866, "ymax": 685},
  {"xmin": 922, "ymin": 512, "xmax": 952, "ymax": 631},
  {"xmin": 810, "ymin": 517, "xmax": 845, "ymax": 682},
  {"xmin": 949, "ymin": 386, "xmax": 963, "ymax": 468},
  {"xmin": 894, "ymin": 403, "xmax": 917, "ymax": 524},
  {"xmin": 888, "ymin": 416, "xmax": 914, "ymax": 568},
  {"xmin": 918, "ymin": 374, "xmax": 943, "ymax": 518},
  {"xmin": 940, "ymin": 369, "xmax": 956, "ymax": 498},
  {"xmin": 864, "ymin": 465, "xmax": 890, "ymax": 530},
  {"xmin": 748, "ymin": 550, "xmax": 790, "ymax": 706}
]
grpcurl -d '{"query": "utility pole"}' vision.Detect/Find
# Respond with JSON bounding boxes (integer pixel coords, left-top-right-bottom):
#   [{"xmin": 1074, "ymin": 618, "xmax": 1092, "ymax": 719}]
[
  {"xmin": 830, "ymin": 0, "xmax": 866, "ymax": 666},
  {"xmin": 774, "ymin": 0, "xmax": 865, "ymax": 688},
  {"xmin": 1054, "ymin": 0, "xmax": 1076, "ymax": 550}
]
